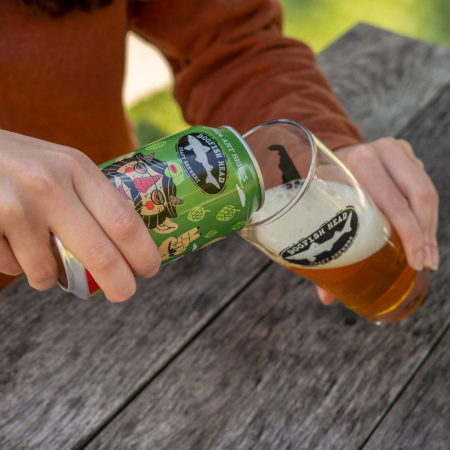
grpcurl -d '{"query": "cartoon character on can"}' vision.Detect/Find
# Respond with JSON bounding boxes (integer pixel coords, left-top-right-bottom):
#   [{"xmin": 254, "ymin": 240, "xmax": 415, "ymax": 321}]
[
  {"xmin": 51, "ymin": 125, "xmax": 264, "ymax": 300},
  {"xmin": 102, "ymin": 153, "xmax": 184, "ymax": 234}
]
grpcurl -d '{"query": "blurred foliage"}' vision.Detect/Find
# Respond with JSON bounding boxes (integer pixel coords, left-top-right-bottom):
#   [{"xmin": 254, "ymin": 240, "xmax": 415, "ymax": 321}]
[
  {"xmin": 282, "ymin": 0, "xmax": 450, "ymax": 51},
  {"xmin": 128, "ymin": 0, "xmax": 450, "ymax": 144},
  {"xmin": 127, "ymin": 88, "xmax": 188, "ymax": 146}
]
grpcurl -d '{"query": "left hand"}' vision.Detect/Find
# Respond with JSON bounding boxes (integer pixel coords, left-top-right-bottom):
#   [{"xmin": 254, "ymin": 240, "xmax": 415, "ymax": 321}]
[{"xmin": 316, "ymin": 137, "xmax": 439, "ymax": 305}]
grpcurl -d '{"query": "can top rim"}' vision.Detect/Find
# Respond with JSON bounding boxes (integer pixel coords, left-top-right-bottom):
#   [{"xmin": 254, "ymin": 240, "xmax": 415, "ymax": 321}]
[{"xmin": 220, "ymin": 125, "xmax": 266, "ymax": 212}]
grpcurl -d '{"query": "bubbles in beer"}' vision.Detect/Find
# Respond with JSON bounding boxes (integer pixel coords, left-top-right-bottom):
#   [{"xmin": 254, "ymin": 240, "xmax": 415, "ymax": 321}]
[{"xmin": 249, "ymin": 179, "xmax": 391, "ymax": 270}]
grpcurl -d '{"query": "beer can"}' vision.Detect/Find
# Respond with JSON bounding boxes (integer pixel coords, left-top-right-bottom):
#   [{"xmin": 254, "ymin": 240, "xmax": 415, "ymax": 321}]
[{"xmin": 52, "ymin": 125, "xmax": 265, "ymax": 300}]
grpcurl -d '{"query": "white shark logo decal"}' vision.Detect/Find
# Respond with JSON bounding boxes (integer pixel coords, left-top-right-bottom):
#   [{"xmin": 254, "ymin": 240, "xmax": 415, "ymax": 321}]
[
  {"xmin": 286, "ymin": 212, "xmax": 353, "ymax": 263},
  {"xmin": 280, "ymin": 208, "xmax": 359, "ymax": 267}
]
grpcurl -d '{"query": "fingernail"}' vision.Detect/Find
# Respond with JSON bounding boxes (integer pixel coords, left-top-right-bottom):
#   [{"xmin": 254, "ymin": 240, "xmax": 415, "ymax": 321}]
[
  {"xmin": 317, "ymin": 288, "xmax": 334, "ymax": 306},
  {"xmin": 431, "ymin": 247, "xmax": 440, "ymax": 270},
  {"xmin": 413, "ymin": 249, "xmax": 424, "ymax": 271},
  {"xmin": 317, "ymin": 290, "xmax": 326, "ymax": 304},
  {"xmin": 424, "ymin": 245, "xmax": 433, "ymax": 269}
]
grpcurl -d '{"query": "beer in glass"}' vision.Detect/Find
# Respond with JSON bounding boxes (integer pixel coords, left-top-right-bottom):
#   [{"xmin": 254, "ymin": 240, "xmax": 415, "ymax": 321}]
[{"xmin": 240, "ymin": 120, "xmax": 429, "ymax": 323}]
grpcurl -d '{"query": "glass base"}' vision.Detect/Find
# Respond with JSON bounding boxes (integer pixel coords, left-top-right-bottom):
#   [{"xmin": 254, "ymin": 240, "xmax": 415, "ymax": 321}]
[{"xmin": 363, "ymin": 270, "xmax": 430, "ymax": 324}]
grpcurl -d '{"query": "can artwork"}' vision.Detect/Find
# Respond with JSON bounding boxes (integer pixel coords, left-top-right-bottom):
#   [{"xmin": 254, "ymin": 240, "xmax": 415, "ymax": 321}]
[{"xmin": 52, "ymin": 126, "xmax": 265, "ymax": 300}]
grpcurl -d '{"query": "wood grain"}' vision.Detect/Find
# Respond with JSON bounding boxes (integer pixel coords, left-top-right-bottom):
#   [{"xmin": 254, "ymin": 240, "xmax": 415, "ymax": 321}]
[
  {"xmin": 85, "ymin": 254, "xmax": 450, "ymax": 450},
  {"xmin": 318, "ymin": 23, "xmax": 450, "ymax": 142},
  {"xmin": 359, "ymin": 82, "xmax": 450, "ymax": 450},
  {"xmin": 3, "ymin": 24, "xmax": 450, "ymax": 450},
  {"xmin": 362, "ymin": 327, "xmax": 450, "ymax": 450},
  {"xmin": 0, "ymin": 235, "xmax": 269, "ymax": 450},
  {"xmin": 85, "ymin": 29, "xmax": 450, "ymax": 450}
]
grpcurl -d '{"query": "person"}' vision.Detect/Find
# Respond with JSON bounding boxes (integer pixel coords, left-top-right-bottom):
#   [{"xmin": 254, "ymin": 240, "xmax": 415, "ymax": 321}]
[{"xmin": 0, "ymin": 0, "xmax": 439, "ymax": 304}]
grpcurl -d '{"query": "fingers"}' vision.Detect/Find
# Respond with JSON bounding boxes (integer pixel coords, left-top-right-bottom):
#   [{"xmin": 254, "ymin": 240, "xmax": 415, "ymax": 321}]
[
  {"xmin": 0, "ymin": 132, "xmax": 160, "ymax": 300},
  {"xmin": 158, "ymin": 237, "xmax": 175, "ymax": 262},
  {"xmin": 0, "ymin": 237, "xmax": 23, "ymax": 276},
  {"xmin": 179, "ymin": 227, "xmax": 201, "ymax": 248},
  {"xmin": 50, "ymin": 193, "xmax": 138, "ymax": 303},
  {"xmin": 397, "ymin": 140, "xmax": 425, "ymax": 170},
  {"xmin": 72, "ymin": 157, "xmax": 161, "ymax": 279},
  {"xmin": 396, "ymin": 141, "xmax": 438, "ymax": 247},
  {"xmin": 373, "ymin": 139, "xmax": 439, "ymax": 270},
  {"xmin": 346, "ymin": 145, "xmax": 426, "ymax": 271},
  {"xmin": 315, "ymin": 285, "xmax": 335, "ymax": 305},
  {"xmin": 5, "ymin": 227, "xmax": 58, "ymax": 291}
]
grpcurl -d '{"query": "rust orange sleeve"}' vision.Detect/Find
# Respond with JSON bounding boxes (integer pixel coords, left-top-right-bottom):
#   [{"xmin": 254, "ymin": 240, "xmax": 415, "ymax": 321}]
[{"xmin": 130, "ymin": 0, "xmax": 363, "ymax": 150}]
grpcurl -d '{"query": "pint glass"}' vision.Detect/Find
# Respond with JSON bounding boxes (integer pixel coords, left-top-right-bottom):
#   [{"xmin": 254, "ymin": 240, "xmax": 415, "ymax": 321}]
[{"xmin": 240, "ymin": 120, "xmax": 429, "ymax": 323}]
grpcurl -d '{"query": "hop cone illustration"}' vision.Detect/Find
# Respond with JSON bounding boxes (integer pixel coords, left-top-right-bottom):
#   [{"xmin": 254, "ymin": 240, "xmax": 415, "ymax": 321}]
[
  {"xmin": 187, "ymin": 206, "xmax": 210, "ymax": 222},
  {"xmin": 205, "ymin": 230, "xmax": 217, "ymax": 238},
  {"xmin": 216, "ymin": 205, "xmax": 239, "ymax": 222},
  {"xmin": 232, "ymin": 220, "xmax": 246, "ymax": 230}
]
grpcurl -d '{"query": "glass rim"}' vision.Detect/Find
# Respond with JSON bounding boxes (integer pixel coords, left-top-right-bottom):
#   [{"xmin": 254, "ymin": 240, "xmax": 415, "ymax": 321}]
[{"xmin": 243, "ymin": 119, "xmax": 318, "ymax": 229}]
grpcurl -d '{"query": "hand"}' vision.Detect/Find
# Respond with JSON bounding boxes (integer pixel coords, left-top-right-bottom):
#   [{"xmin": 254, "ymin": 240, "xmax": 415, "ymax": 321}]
[
  {"xmin": 316, "ymin": 137, "xmax": 439, "ymax": 305},
  {"xmin": 0, "ymin": 130, "xmax": 161, "ymax": 302},
  {"xmin": 158, "ymin": 227, "xmax": 200, "ymax": 262}
]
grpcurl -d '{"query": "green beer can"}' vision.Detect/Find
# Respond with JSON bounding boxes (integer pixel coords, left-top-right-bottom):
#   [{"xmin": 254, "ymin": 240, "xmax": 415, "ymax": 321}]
[{"xmin": 52, "ymin": 125, "xmax": 265, "ymax": 299}]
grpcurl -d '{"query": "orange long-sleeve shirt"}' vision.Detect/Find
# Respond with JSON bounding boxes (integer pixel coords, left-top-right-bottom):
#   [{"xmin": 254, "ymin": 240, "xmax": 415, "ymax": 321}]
[
  {"xmin": 131, "ymin": 0, "xmax": 362, "ymax": 149},
  {"xmin": 0, "ymin": 0, "xmax": 363, "ymax": 289}
]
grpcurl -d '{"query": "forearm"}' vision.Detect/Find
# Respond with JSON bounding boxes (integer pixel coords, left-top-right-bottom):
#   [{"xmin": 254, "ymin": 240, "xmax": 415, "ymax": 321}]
[{"xmin": 130, "ymin": 0, "xmax": 363, "ymax": 150}]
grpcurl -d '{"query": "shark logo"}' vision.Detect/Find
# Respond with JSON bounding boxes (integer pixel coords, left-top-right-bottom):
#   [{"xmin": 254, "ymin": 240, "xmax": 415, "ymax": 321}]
[
  {"xmin": 185, "ymin": 135, "xmax": 220, "ymax": 189},
  {"xmin": 177, "ymin": 132, "xmax": 227, "ymax": 195},
  {"xmin": 280, "ymin": 208, "xmax": 359, "ymax": 267}
]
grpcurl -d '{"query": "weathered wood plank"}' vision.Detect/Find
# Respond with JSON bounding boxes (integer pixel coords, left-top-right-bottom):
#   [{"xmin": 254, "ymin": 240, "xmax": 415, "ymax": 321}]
[
  {"xmin": 2, "ymin": 24, "xmax": 450, "ymax": 450},
  {"xmin": 318, "ymin": 23, "xmax": 450, "ymax": 142},
  {"xmin": 85, "ymin": 37, "xmax": 450, "ymax": 450},
  {"xmin": 359, "ymin": 82, "xmax": 450, "ymax": 450},
  {"xmin": 362, "ymin": 326, "xmax": 450, "ymax": 450},
  {"xmin": 0, "ymin": 236, "xmax": 269, "ymax": 450},
  {"xmin": 85, "ymin": 254, "xmax": 450, "ymax": 450}
]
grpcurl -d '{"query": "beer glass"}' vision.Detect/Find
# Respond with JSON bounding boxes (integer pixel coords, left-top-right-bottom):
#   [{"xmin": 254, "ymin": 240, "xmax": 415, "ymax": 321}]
[{"xmin": 240, "ymin": 120, "xmax": 429, "ymax": 323}]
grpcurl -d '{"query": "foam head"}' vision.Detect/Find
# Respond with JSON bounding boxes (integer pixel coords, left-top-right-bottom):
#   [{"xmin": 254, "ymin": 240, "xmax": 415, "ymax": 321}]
[{"xmin": 248, "ymin": 179, "xmax": 391, "ymax": 270}]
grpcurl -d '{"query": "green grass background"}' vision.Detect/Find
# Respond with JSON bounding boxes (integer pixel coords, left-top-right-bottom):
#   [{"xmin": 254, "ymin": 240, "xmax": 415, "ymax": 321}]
[{"xmin": 128, "ymin": 0, "xmax": 450, "ymax": 145}]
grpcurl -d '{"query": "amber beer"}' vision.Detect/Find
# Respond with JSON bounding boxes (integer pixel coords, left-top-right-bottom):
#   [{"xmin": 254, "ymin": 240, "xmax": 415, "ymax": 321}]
[
  {"xmin": 285, "ymin": 227, "xmax": 419, "ymax": 320},
  {"xmin": 242, "ymin": 179, "xmax": 428, "ymax": 323}
]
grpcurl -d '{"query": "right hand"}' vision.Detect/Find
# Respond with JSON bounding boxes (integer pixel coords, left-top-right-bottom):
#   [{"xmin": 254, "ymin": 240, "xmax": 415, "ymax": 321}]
[
  {"xmin": 0, "ymin": 130, "xmax": 161, "ymax": 302},
  {"xmin": 316, "ymin": 137, "xmax": 439, "ymax": 306}
]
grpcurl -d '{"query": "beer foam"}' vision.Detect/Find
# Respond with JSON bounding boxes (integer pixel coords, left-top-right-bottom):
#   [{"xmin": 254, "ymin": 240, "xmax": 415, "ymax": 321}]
[{"xmin": 248, "ymin": 180, "xmax": 391, "ymax": 270}]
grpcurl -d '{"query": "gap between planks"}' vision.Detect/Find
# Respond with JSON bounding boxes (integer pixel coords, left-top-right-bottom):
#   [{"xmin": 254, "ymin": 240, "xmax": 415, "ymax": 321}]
[
  {"xmin": 355, "ymin": 79, "xmax": 450, "ymax": 449},
  {"xmin": 76, "ymin": 261, "xmax": 273, "ymax": 450},
  {"xmin": 357, "ymin": 320, "xmax": 450, "ymax": 450},
  {"xmin": 82, "ymin": 31, "xmax": 450, "ymax": 450}
]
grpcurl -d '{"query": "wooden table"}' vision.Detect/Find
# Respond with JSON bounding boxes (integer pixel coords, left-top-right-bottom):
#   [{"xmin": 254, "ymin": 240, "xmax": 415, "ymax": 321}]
[{"xmin": 2, "ymin": 24, "xmax": 450, "ymax": 449}]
